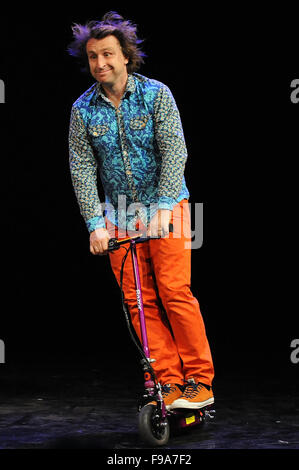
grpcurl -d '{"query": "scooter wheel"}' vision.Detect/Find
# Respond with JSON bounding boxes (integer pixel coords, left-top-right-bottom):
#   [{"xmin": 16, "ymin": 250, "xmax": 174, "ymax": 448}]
[{"xmin": 138, "ymin": 404, "xmax": 170, "ymax": 446}]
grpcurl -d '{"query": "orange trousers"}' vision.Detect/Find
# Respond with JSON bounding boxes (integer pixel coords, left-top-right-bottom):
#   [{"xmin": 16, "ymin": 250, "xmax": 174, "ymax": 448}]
[{"xmin": 107, "ymin": 199, "xmax": 214, "ymax": 387}]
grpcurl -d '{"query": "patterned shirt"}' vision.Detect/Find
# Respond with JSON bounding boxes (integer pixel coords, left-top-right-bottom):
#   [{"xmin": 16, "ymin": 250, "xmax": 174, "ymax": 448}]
[{"xmin": 69, "ymin": 73, "xmax": 190, "ymax": 232}]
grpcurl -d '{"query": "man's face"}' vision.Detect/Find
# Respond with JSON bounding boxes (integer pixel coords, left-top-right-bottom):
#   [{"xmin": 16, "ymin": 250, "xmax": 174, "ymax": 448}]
[{"xmin": 86, "ymin": 35, "xmax": 129, "ymax": 86}]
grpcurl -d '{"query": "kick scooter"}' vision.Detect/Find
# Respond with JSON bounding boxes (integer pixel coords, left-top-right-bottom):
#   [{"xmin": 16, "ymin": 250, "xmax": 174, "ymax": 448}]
[{"xmin": 107, "ymin": 226, "xmax": 215, "ymax": 446}]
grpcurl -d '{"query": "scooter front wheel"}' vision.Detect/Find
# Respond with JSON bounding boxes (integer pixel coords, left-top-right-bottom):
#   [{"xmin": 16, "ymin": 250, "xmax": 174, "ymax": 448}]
[{"xmin": 138, "ymin": 404, "xmax": 170, "ymax": 446}]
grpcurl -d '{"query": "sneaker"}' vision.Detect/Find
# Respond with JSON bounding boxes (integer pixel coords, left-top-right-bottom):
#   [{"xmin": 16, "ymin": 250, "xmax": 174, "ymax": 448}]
[
  {"xmin": 170, "ymin": 378, "xmax": 214, "ymax": 410},
  {"xmin": 146, "ymin": 384, "xmax": 183, "ymax": 410}
]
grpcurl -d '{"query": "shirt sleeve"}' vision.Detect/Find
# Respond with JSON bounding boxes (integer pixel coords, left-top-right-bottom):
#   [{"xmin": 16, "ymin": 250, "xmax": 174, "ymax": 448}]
[
  {"xmin": 153, "ymin": 85, "xmax": 188, "ymax": 211},
  {"xmin": 68, "ymin": 105, "xmax": 106, "ymax": 233}
]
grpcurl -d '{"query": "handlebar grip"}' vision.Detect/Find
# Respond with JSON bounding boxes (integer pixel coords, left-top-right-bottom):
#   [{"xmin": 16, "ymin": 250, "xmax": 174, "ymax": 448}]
[{"xmin": 108, "ymin": 238, "xmax": 120, "ymax": 251}]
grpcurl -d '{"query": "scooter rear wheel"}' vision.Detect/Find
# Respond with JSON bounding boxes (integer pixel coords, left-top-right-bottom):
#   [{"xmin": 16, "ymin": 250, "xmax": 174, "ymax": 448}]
[{"xmin": 138, "ymin": 404, "xmax": 170, "ymax": 446}]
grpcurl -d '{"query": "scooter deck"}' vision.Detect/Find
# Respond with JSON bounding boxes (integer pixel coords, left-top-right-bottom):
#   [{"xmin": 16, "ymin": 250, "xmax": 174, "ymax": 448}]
[{"xmin": 168, "ymin": 405, "xmax": 215, "ymax": 429}]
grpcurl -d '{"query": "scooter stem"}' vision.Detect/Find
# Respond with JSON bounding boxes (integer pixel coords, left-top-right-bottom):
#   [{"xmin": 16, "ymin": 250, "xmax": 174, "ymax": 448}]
[{"xmin": 130, "ymin": 239, "xmax": 150, "ymax": 360}]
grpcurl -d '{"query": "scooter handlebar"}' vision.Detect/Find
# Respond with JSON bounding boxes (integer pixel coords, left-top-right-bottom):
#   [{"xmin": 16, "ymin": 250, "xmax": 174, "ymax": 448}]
[{"xmin": 108, "ymin": 223, "xmax": 173, "ymax": 252}]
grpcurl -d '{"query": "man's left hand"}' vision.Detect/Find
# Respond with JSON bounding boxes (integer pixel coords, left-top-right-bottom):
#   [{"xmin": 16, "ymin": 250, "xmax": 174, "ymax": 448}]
[{"xmin": 147, "ymin": 209, "xmax": 172, "ymax": 238}]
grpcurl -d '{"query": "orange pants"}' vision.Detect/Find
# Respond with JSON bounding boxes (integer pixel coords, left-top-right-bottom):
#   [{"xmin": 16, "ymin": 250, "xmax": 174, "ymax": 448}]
[{"xmin": 107, "ymin": 199, "xmax": 214, "ymax": 387}]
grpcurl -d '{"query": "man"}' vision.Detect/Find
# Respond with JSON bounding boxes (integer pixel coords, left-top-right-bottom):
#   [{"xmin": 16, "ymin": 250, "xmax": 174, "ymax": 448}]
[{"xmin": 68, "ymin": 11, "xmax": 214, "ymax": 410}]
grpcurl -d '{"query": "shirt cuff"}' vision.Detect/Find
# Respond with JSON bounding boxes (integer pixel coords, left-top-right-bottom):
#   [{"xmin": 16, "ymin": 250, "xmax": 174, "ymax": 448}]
[
  {"xmin": 157, "ymin": 196, "xmax": 177, "ymax": 211},
  {"xmin": 86, "ymin": 216, "xmax": 106, "ymax": 233}
]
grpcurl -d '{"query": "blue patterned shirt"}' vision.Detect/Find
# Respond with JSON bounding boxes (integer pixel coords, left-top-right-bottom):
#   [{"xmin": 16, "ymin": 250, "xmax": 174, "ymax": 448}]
[{"xmin": 69, "ymin": 73, "xmax": 190, "ymax": 232}]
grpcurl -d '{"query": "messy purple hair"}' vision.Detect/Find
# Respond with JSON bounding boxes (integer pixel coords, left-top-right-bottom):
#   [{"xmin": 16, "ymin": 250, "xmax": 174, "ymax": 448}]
[{"xmin": 67, "ymin": 11, "xmax": 146, "ymax": 73}]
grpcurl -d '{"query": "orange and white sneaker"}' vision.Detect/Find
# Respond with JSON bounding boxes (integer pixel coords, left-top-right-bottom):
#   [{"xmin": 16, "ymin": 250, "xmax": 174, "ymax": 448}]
[
  {"xmin": 147, "ymin": 384, "xmax": 184, "ymax": 410},
  {"xmin": 170, "ymin": 378, "xmax": 214, "ymax": 410}
]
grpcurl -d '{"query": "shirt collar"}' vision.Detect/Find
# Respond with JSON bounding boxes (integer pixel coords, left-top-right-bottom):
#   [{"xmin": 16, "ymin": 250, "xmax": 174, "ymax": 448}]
[{"xmin": 95, "ymin": 74, "xmax": 136, "ymax": 103}]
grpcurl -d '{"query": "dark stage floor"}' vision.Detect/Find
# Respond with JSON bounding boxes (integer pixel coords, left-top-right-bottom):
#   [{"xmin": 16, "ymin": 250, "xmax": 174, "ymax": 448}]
[{"xmin": 0, "ymin": 363, "xmax": 298, "ymax": 451}]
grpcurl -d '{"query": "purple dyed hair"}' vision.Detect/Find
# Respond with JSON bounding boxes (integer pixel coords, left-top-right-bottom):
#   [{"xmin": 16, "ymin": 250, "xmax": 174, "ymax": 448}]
[{"xmin": 67, "ymin": 11, "xmax": 146, "ymax": 73}]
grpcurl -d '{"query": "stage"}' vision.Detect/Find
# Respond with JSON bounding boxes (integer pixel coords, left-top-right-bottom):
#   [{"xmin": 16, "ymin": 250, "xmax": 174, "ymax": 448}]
[{"xmin": 0, "ymin": 363, "xmax": 298, "ymax": 450}]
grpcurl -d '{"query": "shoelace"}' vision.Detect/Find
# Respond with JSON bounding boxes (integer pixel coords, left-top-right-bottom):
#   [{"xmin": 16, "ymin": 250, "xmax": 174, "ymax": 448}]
[
  {"xmin": 161, "ymin": 384, "xmax": 177, "ymax": 396},
  {"xmin": 182, "ymin": 382, "xmax": 204, "ymax": 399}
]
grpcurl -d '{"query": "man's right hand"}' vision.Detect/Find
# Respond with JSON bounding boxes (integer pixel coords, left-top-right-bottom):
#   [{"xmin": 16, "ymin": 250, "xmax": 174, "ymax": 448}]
[{"xmin": 90, "ymin": 228, "xmax": 110, "ymax": 255}]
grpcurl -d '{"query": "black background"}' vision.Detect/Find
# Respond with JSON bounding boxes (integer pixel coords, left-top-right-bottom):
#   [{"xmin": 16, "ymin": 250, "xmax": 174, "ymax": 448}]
[{"xmin": 0, "ymin": 3, "xmax": 297, "ymax": 390}]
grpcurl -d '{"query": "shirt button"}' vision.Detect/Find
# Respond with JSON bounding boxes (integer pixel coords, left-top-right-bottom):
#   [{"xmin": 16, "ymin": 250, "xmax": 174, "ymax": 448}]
[{"xmin": 123, "ymin": 150, "xmax": 128, "ymax": 157}]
